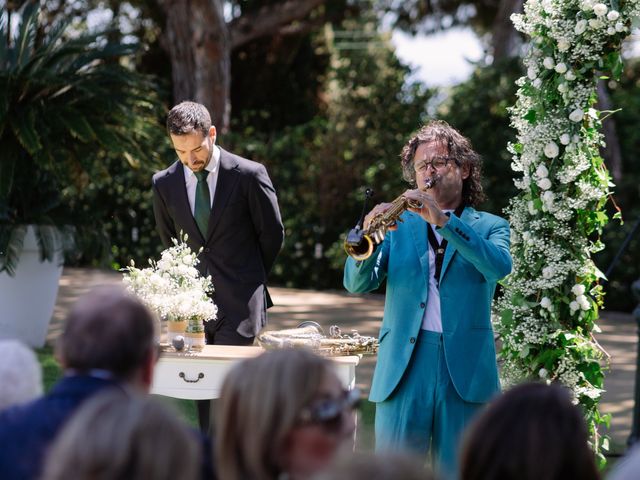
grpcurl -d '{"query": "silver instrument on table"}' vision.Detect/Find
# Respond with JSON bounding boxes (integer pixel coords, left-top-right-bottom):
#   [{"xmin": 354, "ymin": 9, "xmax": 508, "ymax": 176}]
[{"xmin": 257, "ymin": 322, "xmax": 378, "ymax": 356}]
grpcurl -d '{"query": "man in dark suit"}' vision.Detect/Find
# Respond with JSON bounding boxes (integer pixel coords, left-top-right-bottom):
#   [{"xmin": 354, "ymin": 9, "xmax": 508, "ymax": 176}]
[
  {"xmin": 152, "ymin": 101, "xmax": 284, "ymax": 429},
  {"xmin": 0, "ymin": 287, "xmax": 159, "ymax": 480}
]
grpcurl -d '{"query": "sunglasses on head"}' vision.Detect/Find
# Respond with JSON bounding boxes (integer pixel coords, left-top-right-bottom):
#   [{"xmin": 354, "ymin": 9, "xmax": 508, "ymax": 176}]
[{"xmin": 297, "ymin": 388, "xmax": 361, "ymax": 432}]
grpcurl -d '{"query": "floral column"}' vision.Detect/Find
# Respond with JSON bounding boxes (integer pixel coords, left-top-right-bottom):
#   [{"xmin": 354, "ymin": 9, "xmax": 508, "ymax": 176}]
[{"xmin": 496, "ymin": 0, "xmax": 640, "ymax": 465}]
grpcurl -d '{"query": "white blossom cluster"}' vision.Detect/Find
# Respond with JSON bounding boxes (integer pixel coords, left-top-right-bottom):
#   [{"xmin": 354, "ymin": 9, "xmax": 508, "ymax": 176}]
[
  {"xmin": 122, "ymin": 234, "xmax": 218, "ymax": 328},
  {"xmin": 497, "ymin": 0, "xmax": 640, "ymax": 446}
]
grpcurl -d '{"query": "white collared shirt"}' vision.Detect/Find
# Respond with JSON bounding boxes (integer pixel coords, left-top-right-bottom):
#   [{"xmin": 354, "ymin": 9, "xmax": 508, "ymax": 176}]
[
  {"xmin": 183, "ymin": 145, "xmax": 220, "ymax": 215},
  {"xmin": 421, "ymin": 210, "xmax": 453, "ymax": 333}
]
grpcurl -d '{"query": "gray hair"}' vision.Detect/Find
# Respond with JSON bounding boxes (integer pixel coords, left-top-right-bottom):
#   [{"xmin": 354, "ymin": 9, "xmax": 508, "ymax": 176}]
[{"xmin": 0, "ymin": 339, "xmax": 42, "ymax": 411}]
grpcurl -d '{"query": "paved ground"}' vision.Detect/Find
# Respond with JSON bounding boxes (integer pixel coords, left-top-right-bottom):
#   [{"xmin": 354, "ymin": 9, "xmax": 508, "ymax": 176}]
[{"xmin": 49, "ymin": 268, "xmax": 637, "ymax": 453}]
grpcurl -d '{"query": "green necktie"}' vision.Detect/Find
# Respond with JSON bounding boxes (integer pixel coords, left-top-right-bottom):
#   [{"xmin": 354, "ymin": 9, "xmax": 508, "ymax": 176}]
[{"xmin": 194, "ymin": 170, "xmax": 211, "ymax": 237}]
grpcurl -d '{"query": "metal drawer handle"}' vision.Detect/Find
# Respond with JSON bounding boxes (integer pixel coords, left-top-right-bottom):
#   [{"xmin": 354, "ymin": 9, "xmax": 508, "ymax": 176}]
[{"xmin": 179, "ymin": 372, "xmax": 204, "ymax": 383}]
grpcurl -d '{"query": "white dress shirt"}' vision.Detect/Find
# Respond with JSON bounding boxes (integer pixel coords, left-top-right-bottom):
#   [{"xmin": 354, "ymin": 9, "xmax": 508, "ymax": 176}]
[
  {"xmin": 421, "ymin": 210, "xmax": 453, "ymax": 332},
  {"xmin": 183, "ymin": 145, "xmax": 220, "ymax": 215}
]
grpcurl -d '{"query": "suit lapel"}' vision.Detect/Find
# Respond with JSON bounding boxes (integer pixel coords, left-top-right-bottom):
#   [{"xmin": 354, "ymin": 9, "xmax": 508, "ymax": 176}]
[
  {"xmin": 408, "ymin": 212, "xmax": 430, "ymax": 287},
  {"xmin": 169, "ymin": 162, "xmax": 204, "ymax": 243},
  {"xmin": 439, "ymin": 207, "xmax": 479, "ymax": 282},
  {"xmin": 206, "ymin": 148, "xmax": 240, "ymax": 242}
]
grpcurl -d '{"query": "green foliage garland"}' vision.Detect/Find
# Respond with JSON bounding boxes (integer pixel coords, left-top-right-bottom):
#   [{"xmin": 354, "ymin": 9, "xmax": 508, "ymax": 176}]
[{"xmin": 497, "ymin": 0, "xmax": 640, "ymax": 465}]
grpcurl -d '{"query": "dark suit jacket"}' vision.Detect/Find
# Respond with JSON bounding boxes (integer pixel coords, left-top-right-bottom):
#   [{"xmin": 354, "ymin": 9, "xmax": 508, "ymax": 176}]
[
  {"xmin": 152, "ymin": 147, "xmax": 284, "ymax": 337},
  {"xmin": 0, "ymin": 375, "xmax": 121, "ymax": 480}
]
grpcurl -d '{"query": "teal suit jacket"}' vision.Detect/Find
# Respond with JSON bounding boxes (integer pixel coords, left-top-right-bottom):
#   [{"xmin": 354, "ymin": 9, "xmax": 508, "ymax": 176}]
[{"xmin": 344, "ymin": 207, "xmax": 511, "ymax": 404}]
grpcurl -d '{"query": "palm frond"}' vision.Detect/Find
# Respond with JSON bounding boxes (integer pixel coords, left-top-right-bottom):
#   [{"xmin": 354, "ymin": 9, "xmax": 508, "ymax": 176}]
[{"xmin": 0, "ymin": 225, "xmax": 27, "ymax": 276}]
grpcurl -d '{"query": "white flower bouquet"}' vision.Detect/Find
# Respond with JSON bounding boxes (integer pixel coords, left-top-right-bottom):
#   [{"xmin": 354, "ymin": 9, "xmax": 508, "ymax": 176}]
[{"xmin": 122, "ymin": 233, "xmax": 217, "ymax": 334}]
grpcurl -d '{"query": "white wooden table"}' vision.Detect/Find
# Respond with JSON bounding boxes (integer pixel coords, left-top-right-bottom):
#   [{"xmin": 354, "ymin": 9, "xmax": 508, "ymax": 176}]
[{"xmin": 151, "ymin": 345, "xmax": 361, "ymax": 400}]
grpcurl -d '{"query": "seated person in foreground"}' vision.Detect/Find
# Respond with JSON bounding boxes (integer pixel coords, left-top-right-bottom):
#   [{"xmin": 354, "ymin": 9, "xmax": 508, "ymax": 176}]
[{"xmin": 216, "ymin": 348, "xmax": 359, "ymax": 480}]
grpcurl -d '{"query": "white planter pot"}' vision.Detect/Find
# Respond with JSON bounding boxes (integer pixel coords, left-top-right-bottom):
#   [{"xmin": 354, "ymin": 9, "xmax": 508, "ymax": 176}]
[{"xmin": 0, "ymin": 226, "xmax": 64, "ymax": 347}]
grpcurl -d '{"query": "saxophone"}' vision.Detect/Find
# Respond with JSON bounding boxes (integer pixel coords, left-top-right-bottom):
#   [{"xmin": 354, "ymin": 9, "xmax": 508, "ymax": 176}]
[{"xmin": 344, "ymin": 176, "xmax": 439, "ymax": 261}]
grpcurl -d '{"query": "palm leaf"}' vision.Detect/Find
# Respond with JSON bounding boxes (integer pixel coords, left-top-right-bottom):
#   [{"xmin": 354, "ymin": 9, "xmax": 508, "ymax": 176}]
[
  {"xmin": 10, "ymin": 107, "xmax": 42, "ymax": 155},
  {"xmin": 33, "ymin": 225, "xmax": 65, "ymax": 264},
  {"xmin": 0, "ymin": 225, "xmax": 27, "ymax": 276},
  {"xmin": 12, "ymin": 2, "xmax": 39, "ymax": 71}
]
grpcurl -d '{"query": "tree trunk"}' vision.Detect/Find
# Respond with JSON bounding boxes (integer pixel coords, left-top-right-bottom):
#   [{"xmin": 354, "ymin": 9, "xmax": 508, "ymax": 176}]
[
  {"xmin": 158, "ymin": 0, "xmax": 231, "ymax": 131},
  {"xmin": 597, "ymin": 79, "xmax": 623, "ymax": 182},
  {"xmin": 491, "ymin": 0, "xmax": 523, "ymax": 62}
]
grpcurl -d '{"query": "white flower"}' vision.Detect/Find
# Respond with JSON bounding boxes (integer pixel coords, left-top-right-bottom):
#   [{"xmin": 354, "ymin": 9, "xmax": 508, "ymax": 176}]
[
  {"xmin": 607, "ymin": 27, "xmax": 616, "ymax": 35},
  {"xmin": 572, "ymin": 284, "xmax": 586, "ymax": 296},
  {"xmin": 607, "ymin": 10, "xmax": 620, "ymax": 21},
  {"xmin": 560, "ymin": 133, "xmax": 571, "ymax": 145},
  {"xmin": 528, "ymin": 201, "xmax": 537, "ymax": 215},
  {"xmin": 555, "ymin": 63, "xmax": 568, "ymax": 74},
  {"xmin": 537, "ymin": 177, "xmax": 552, "ymax": 190},
  {"xmin": 565, "ymin": 70, "xmax": 577, "ymax": 81},
  {"xmin": 544, "ymin": 142, "xmax": 559, "ymax": 159},
  {"xmin": 543, "ymin": 57, "xmax": 555, "ymax": 69},
  {"xmin": 557, "ymin": 39, "xmax": 570, "ymax": 52},
  {"xmin": 539, "ymin": 368, "xmax": 549, "ymax": 379},
  {"xmin": 580, "ymin": 0, "xmax": 594, "ymax": 11},
  {"xmin": 542, "ymin": 266, "xmax": 555, "ymax": 279},
  {"xmin": 575, "ymin": 20, "xmax": 587, "ymax": 35},
  {"xmin": 615, "ymin": 21, "xmax": 625, "ymax": 32},
  {"xmin": 533, "ymin": 78, "xmax": 543, "ymax": 89},
  {"xmin": 572, "ymin": 134, "xmax": 581, "ymax": 143},
  {"xmin": 577, "ymin": 295, "xmax": 591, "ymax": 310},
  {"xmin": 536, "ymin": 164, "xmax": 549, "ymax": 178},
  {"xmin": 540, "ymin": 297, "xmax": 552, "ymax": 309},
  {"xmin": 527, "ymin": 66, "xmax": 538, "ymax": 80},
  {"xmin": 558, "ymin": 83, "xmax": 569, "ymax": 93},
  {"xmin": 593, "ymin": 3, "xmax": 608, "ymax": 16},
  {"xmin": 542, "ymin": 191, "xmax": 555, "ymax": 204},
  {"xmin": 589, "ymin": 18, "xmax": 603, "ymax": 29},
  {"xmin": 580, "ymin": 0, "xmax": 594, "ymax": 10},
  {"xmin": 570, "ymin": 301, "xmax": 580, "ymax": 312},
  {"xmin": 569, "ymin": 109, "xmax": 584, "ymax": 122}
]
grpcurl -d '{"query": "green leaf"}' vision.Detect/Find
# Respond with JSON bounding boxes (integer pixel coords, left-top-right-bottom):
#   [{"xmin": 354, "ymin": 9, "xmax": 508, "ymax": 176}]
[
  {"xmin": 0, "ymin": 225, "xmax": 27, "ymax": 276},
  {"xmin": 524, "ymin": 109, "xmax": 537, "ymax": 123},
  {"xmin": 57, "ymin": 114, "xmax": 97, "ymax": 142},
  {"xmin": 9, "ymin": 108, "xmax": 42, "ymax": 155}
]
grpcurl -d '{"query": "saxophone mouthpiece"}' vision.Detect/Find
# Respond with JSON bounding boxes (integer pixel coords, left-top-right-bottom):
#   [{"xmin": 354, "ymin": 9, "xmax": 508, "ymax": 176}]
[{"xmin": 424, "ymin": 175, "xmax": 440, "ymax": 189}]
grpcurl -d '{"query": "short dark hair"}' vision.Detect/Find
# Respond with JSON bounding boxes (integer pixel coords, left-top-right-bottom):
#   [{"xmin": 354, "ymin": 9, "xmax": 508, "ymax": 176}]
[
  {"xmin": 166, "ymin": 101, "xmax": 212, "ymax": 136},
  {"xmin": 56, "ymin": 286, "xmax": 156, "ymax": 380},
  {"xmin": 460, "ymin": 382, "xmax": 600, "ymax": 480},
  {"xmin": 400, "ymin": 120, "xmax": 485, "ymax": 207}
]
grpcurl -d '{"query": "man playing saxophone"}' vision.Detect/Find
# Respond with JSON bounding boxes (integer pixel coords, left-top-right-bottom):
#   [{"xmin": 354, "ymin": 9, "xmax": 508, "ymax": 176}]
[{"xmin": 343, "ymin": 120, "xmax": 512, "ymax": 479}]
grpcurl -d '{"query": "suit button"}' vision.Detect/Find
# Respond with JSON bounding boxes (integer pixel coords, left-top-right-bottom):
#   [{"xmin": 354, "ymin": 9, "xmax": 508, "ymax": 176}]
[
  {"xmin": 420, "ymin": 302, "xmax": 426, "ymax": 309},
  {"xmin": 410, "ymin": 337, "xmax": 416, "ymax": 344},
  {"xmin": 204, "ymin": 248, "xmax": 210, "ymax": 253}
]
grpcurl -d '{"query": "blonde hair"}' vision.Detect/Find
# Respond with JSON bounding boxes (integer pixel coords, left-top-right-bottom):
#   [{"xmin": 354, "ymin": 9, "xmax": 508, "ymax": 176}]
[
  {"xmin": 41, "ymin": 391, "xmax": 201, "ymax": 480},
  {"xmin": 216, "ymin": 348, "xmax": 333, "ymax": 480}
]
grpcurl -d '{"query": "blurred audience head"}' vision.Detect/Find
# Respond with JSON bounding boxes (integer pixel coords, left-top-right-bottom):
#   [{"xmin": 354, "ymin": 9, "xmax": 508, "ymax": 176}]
[
  {"xmin": 313, "ymin": 451, "xmax": 435, "ymax": 480},
  {"xmin": 216, "ymin": 348, "xmax": 358, "ymax": 480},
  {"xmin": 41, "ymin": 390, "xmax": 200, "ymax": 480},
  {"xmin": 459, "ymin": 382, "xmax": 600, "ymax": 480},
  {"xmin": 56, "ymin": 286, "xmax": 157, "ymax": 390},
  {"xmin": 0, "ymin": 339, "xmax": 42, "ymax": 410},
  {"xmin": 608, "ymin": 444, "xmax": 640, "ymax": 480}
]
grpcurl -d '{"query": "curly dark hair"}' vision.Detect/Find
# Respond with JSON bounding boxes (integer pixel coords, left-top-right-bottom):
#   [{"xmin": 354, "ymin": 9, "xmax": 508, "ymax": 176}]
[
  {"xmin": 400, "ymin": 120, "xmax": 485, "ymax": 207},
  {"xmin": 166, "ymin": 101, "xmax": 212, "ymax": 136}
]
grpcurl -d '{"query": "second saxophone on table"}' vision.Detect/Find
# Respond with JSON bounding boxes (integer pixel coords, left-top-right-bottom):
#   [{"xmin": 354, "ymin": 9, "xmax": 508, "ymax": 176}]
[{"xmin": 344, "ymin": 176, "xmax": 439, "ymax": 261}]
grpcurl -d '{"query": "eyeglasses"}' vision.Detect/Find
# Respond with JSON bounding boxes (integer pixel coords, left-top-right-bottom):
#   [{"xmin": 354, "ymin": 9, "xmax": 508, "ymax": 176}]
[
  {"xmin": 414, "ymin": 156, "xmax": 454, "ymax": 173},
  {"xmin": 297, "ymin": 388, "xmax": 361, "ymax": 432}
]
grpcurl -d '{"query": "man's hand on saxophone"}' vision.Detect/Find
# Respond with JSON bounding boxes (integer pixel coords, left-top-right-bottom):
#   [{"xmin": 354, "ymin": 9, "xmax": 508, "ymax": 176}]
[
  {"xmin": 363, "ymin": 203, "xmax": 395, "ymax": 231},
  {"xmin": 404, "ymin": 188, "xmax": 450, "ymax": 228}
]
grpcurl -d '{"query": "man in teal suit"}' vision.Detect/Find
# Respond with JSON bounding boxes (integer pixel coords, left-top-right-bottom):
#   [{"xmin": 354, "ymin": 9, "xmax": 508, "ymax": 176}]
[{"xmin": 344, "ymin": 121, "xmax": 512, "ymax": 478}]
